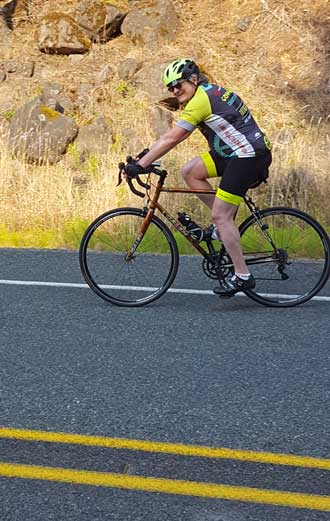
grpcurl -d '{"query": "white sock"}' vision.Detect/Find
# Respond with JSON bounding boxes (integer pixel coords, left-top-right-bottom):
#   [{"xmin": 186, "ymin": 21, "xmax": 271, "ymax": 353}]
[
  {"xmin": 234, "ymin": 272, "xmax": 251, "ymax": 280},
  {"xmin": 211, "ymin": 225, "xmax": 219, "ymax": 240}
]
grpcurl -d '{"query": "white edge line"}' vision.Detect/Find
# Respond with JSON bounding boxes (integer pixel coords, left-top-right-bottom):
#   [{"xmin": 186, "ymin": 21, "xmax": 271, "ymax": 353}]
[{"xmin": 0, "ymin": 279, "xmax": 330, "ymax": 301}]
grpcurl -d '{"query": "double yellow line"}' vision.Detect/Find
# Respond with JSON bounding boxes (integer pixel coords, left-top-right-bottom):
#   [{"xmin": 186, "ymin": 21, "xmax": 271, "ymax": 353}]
[{"xmin": 1, "ymin": 427, "xmax": 330, "ymax": 511}]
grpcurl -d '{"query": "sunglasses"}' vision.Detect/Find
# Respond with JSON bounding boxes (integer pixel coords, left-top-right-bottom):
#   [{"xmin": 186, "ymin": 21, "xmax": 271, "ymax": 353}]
[{"xmin": 167, "ymin": 80, "xmax": 186, "ymax": 93}]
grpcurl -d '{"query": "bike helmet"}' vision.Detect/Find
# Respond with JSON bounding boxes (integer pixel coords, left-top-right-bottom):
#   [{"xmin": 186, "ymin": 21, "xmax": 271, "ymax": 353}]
[{"xmin": 162, "ymin": 59, "xmax": 200, "ymax": 87}]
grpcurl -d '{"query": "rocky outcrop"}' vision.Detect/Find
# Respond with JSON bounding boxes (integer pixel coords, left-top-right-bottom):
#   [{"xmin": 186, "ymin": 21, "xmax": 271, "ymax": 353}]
[
  {"xmin": 121, "ymin": 0, "xmax": 179, "ymax": 48},
  {"xmin": 1, "ymin": 0, "xmax": 28, "ymax": 29},
  {"xmin": 96, "ymin": 63, "xmax": 113, "ymax": 84},
  {"xmin": 151, "ymin": 106, "xmax": 173, "ymax": 140},
  {"xmin": 75, "ymin": 0, "xmax": 127, "ymax": 43},
  {"xmin": 74, "ymin": 116, "xmax": 114, "ymax": 161},
  {"xmin": 0, "ymin": 0, "xmax": 184, "ymax": 164},
  {"xmin": 119, "ymin": 127, "xmax": 144, "ymax": 157},
  {"xmin": 131, "ymin": 62, "xmax": 179, "ymax": 110},
  {"xmin": 0, "ymin": 7, "xmax": 12, "ymax": 52},
  {"xmin": 74, "ymin": 82, "xmax": 94, "ymax": 102},
  {"xmin": 118, "ymin": 58, "xmax": 142, "ymax": 81},
  {"xmin": 7, "ymin": 96, "xmax": 78, "ymax": 164},
  {"xmin": 1, "ymin": 59, "xmax": 35, "ymax": 79},
  {"xmin": 38, "ymin": 12, "xmax": 92, "ymax": 54},
  {"xmin": 0, "ymin": 64, "xmax": 6, "ymax": 82},
  {"xmin": 40, "ymin": 83, "xmax": 74, "ymax": 113}
]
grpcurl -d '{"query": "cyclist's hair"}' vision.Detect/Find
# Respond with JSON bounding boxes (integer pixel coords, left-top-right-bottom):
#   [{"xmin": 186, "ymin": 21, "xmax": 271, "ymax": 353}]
[{"xmin": 197, "ymin": 72, "xmax": 209, "ymax": 84}]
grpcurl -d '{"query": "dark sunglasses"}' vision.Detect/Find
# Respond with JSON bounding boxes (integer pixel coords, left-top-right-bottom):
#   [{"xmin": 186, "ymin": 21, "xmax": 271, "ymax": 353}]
[{"xmin": 167, "ymin": 80, "xmax": 186, "ymax": 93}]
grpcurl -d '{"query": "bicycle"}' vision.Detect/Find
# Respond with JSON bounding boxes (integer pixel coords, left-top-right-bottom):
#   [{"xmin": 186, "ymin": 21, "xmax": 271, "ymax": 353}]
[{"xmin": 79, "ymin": 160, "xmax": 330, "ymax": 308}]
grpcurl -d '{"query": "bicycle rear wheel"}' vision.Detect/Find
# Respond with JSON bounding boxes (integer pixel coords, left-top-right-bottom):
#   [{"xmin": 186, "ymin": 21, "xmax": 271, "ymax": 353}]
[
  {"xmin": 79, "ymin": 207, "xmax": 179, "ymax": 306},
  {"xmin": 239, "ymin": 207, "xmax": 330, "ymax": 307}
]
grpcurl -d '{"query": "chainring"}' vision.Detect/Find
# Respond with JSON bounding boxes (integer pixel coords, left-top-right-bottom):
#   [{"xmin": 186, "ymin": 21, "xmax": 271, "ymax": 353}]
[{"xmin": 202, "ymin": 252, "xmax": 233, "ymax": 280}]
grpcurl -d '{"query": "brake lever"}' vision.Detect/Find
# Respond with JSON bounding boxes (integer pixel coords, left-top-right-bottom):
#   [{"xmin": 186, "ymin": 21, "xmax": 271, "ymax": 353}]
[{"xmin": 117, "ymin": 162, "xmax": 125, "ymax": 186}]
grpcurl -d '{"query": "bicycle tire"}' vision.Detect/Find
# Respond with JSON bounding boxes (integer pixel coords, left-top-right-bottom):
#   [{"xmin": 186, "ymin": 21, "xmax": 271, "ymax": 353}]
[
  {"xmin": 239, "ymin": 207, "xmax": 330, "ymax": 307},
  {"xmin": 79, "ymin": 207, "xmax": 179, "ymax": 307}
]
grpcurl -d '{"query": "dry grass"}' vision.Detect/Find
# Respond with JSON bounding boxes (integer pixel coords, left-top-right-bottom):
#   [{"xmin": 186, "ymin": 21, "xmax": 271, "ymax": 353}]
[{"xmin": 1, "ymin": 0, "xmax": 330, "ymax": 247}]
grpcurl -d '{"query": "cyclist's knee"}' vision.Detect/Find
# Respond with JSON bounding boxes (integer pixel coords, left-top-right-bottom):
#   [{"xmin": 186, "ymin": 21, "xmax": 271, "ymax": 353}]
[
  {"xmin": 212, "ymin": 200, "xmax": 237, "ymax": 226},
  {"xmin": 212, "ymin": 208, "xmax": 225, "ymax": 226},
  {"xmin": 181, "ymin": 157, "xmax": 207, "ymax": 181},
  {"xmin": 181, "ymin": 162, "xmax": 192, "ymax": 181}
]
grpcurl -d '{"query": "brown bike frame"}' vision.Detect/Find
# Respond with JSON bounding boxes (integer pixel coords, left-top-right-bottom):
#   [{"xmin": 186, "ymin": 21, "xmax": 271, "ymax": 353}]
[
  {"xmin": 125, "ymin": 168, "xmax": 277, "ymax": 271},
  {"xmin": 127, "ymin": 172, "xmax": 220, "ymax": 260}
]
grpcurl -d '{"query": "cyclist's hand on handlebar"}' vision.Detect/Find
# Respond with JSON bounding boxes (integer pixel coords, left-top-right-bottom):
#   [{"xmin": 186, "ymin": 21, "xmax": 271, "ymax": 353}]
[{"xmin": 124, "ymin": 162, "xmax": 145, "ymax": 179}]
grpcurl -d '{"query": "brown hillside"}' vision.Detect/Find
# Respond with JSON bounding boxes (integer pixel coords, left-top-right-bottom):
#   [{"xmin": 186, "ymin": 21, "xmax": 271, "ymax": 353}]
[{"xmin": 0, "ymin": 0, "xmax": 330, "ymax": 245}]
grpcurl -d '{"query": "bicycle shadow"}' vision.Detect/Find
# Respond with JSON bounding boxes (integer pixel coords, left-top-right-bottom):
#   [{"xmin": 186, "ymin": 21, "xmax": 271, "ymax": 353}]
[{"xmin": 150, "ymin": 291, "xmax": 319, "ymax": 314}]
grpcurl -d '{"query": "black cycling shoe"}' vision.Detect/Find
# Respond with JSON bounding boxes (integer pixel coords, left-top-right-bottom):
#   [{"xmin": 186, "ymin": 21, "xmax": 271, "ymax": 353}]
[{"xmin": 214, "ymin": 274, "xmax": 256, "ymax": 298}]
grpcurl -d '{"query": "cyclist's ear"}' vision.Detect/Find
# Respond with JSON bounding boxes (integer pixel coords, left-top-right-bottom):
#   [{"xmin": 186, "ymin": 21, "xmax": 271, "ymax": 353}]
[{"xmin": 188, "ymin": 74, "xmax": 199, "ymax": 85}]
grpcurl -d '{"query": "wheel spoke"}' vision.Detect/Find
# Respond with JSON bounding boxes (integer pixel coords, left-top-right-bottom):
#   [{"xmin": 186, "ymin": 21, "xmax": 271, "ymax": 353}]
[
  {"xmin": 79, "ymin": 209, "xmax": 179, "ymax": 306},
  {"xmin": 239, "ymin": 208, "xmax": 330, "ymax": 307}
]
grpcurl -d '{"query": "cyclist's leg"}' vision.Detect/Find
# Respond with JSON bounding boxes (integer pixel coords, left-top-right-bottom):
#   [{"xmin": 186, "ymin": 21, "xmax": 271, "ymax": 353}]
[
  {"xmin": 211, "ymin": 155, "xmax": 271, "ymax": 275},
  {"xmin": 181, "ymin": 152, "xmax": 219, "ymax": 209},
  {"xmin": 212, "ymin": 197, "xmax": 249, "ymax": 274}
]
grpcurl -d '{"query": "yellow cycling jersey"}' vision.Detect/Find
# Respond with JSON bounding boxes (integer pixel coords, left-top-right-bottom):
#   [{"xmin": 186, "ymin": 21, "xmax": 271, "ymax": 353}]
[{"xmin": 176, "ymin": 84, "xmax": 272, "ymax": 158}]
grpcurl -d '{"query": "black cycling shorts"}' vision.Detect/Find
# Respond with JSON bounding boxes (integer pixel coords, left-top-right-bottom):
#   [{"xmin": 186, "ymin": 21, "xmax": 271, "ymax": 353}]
[{"xmin": 200, "ymin": 151, "xmax": 272, "ymax": 205}]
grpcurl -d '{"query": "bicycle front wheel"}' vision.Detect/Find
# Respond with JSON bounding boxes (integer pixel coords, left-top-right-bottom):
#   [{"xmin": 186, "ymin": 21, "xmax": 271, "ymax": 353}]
[
  {"xmin": 239, "ymin": 207, "xmax": 330, "ymax": 307},
  {"xmin": 79, "ymin": 207, "xmax": 179, "ymax": 306}
]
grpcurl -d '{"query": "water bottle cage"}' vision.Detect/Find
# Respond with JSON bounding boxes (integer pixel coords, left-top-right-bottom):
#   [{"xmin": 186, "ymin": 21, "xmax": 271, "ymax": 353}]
[{"xmin": 187, "ymin": 226, "xmax": 203, "ymax": 242}]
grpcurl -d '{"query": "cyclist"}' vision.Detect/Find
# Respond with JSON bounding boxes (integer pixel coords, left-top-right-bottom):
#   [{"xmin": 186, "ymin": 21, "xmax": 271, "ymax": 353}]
[{"xmin": 124, "ymin": 59, "xmax": 272, "ymax": 297}]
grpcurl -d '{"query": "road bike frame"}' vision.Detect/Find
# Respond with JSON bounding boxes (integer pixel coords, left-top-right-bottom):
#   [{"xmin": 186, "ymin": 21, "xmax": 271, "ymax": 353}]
[{"xmin": 125, "ymin": 166, "xmax": 276, "ymax": 277}]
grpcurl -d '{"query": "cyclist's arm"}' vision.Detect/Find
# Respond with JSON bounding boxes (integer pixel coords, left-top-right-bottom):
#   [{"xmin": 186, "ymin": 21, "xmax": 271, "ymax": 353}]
[{"xmin": 137, "ymin": 126, "xmax": 191, "ymax": 168}]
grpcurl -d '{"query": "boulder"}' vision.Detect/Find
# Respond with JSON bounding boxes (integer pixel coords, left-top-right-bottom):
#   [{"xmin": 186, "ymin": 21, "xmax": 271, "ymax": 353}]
[
  {"xmin": 38, "ymin": 12, "xmax": 92, "ymax": 55},
  {"xmin": 131, "ymin": 62, "xmax": 179, "ymax": 110},
  {"xmin": 0, "ymin": 62, "xmax": 6, "ymax": 82},
  {"xmin": 121, "ymin": 0, "xmax": 179, "ymax": 48},
  {"xmin": 96, "ymin": 63, "xmax": 113, "ymax": 84},
  {"xmin": 151, "ymin": 106, "xmax": 173, "ymax": 139},
  {"xmin": 118, "ymin": 58, "xmax": 142, "ymax": 81},
  {"xmin": 72, "ymin": 82, "xmax": 94, "ymax": 113},
  {"xmin": 75, "ymin": 0, "xmax": 127, "ymax": 43},
  {"xmin": 2, "ymin": 59, "xmax": 35, "ymax": 78},
  {"xmin": 40, "ymin": 83, "xmax": 74, "ymax": 114},
  {"xmin": 18, "ymin": 61, "xmax": 35, "ymax": 78},
  {"xmin": 0, "ymin": 0, "xmax": 28, "ymax": 29},
  {"xmin": 119, "ymin": 127, "xmax": 144, "ymax": 157},
  {"xmin": 236, "ymin": 16, "xmax": 254, "ymax": 32},
  {"xmin": 0, "ymin": 6, "xmax": 9, "ymax": 27},
  {"xmin": 7, "ymin": 97, "xmax": 78, "ymax": 164},
  {"xmin": 74, "ymin": 115, "xmax": 114, "ymax": 161},
  {"xmin": 0, "ymin": 8, "xmax": 12, "ymax": 52}
]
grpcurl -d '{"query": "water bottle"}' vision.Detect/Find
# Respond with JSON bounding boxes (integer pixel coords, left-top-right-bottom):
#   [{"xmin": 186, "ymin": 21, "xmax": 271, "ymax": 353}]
[{"xmin": 177, "ymin": 212, "xmax": 203, "ymax": 242}]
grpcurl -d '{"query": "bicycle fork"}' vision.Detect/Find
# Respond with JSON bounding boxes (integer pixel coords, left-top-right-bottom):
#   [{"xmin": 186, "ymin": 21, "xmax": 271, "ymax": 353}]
[{"xmin": 125, "ymin": 206, "xmax": 154, "ymax": 260}]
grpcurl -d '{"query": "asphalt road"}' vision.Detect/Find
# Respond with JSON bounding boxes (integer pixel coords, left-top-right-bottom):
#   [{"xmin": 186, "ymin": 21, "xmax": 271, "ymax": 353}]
[{"xmin": 0, "ymin": 248, "xmax": 330, "ymax": 521}]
